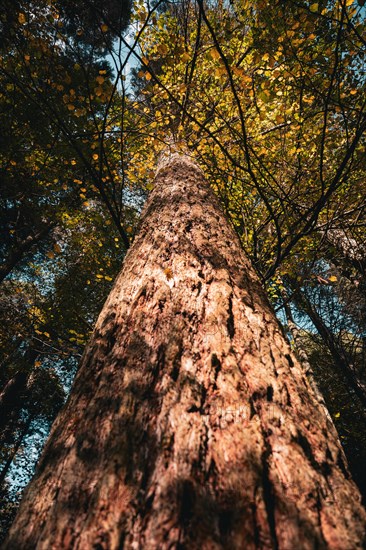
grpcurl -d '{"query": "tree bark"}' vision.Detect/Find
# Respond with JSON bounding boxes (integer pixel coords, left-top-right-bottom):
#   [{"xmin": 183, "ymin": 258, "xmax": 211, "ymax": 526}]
[
  {"xmin": 0, "ymin": 223, "xmax": 54, "ymax": 284},
  {"xmin": 322, "ymin": 228, "xmax": 366, "ymax": 277},
  {"xmin": 281, "ymin": 294, "xmax": 331, "ymax": 421},
  {"xmin": 0, "ymin": 412, "xmax": 34, "ymax": 489},
  {"xmin": 0, "ymin": 371, "xmax": 28, "ymax": 436},
  {"xmin": 290, "ymin": 285, "xmax": 366, "ymax": 409},
  {"xmin": 0, "ymin": 347, "xmax": 39, "ymax": 438},
  {"xmin": 4, "ymin": 152, "xmax": 366, "ymax": 549}
]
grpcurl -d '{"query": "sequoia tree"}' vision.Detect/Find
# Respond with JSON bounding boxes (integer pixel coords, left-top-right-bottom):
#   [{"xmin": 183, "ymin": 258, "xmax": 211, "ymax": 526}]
[{"xmin": 4, "ymin": 150, "xmax": 366, "ymax": 549}]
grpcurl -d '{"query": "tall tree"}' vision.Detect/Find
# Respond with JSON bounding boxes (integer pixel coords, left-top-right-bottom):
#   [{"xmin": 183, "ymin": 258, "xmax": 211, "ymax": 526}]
[{"xmin": 4, "ymin": 150, "xmax": 366, "ymax": 549}]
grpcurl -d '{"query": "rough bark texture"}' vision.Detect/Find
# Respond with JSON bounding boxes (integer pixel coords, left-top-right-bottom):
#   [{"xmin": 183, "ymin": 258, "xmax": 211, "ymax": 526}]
[{"xmin": 4, "ymin": 153, "xmax": 366, "ymax": 549}]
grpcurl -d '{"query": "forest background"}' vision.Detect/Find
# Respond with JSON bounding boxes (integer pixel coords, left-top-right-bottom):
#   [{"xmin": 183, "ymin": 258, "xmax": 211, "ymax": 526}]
[{"xmin": 0, "ymin": 0, "xmax": 365, "ymax": 540}]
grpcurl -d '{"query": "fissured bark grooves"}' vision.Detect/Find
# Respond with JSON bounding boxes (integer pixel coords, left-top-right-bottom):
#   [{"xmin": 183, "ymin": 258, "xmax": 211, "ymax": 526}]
[{"xmin": 5, "ymin": 153, "xmax": 366, "ymax": 549}]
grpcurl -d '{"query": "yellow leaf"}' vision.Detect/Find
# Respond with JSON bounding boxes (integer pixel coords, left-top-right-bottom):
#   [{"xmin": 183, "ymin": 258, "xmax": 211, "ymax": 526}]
[
  {"xmin": 96, "ymin": 274, "xmax": 103, "ymax": 278},
  {"xmin": 334, "ymin": 412, "xmax": 341, "ymax": 418},
  {"xmin": 164, "ymin": 268, "xmax": 173, "ymax": 280},
  {"xmin": 145, "ymin": 72, "xmax": 152, "ymax": 81},
  {"xmin": 101, "ymin": 24, "xmax": 108, "ymax": 32},
  {"xmin": 35, "ymin": 361, "xmax": 42, "ymax": 367},
  {"xmin": 96, "ymin": 75, "xmax": 104, "ymax": 85},
  {"xmin": 309, "ymin": 3, "xmax": 318, "ymax": 11},
  {"xmin": 215, "ymin": 67, "xmax": 225, "ymax": 77},
  {"xmin": 18, "ymin": 12, "xmax": 26, "ymax": 24},
  {"xmin": 104, "ymin": 276, "xmax": 113, "ymax": 281},
  {"xmin": 329, "ymin": 275, "xmax": 337, "ymax": 282},
  {"xmin": 158, "ymin": 44, "xmax": 168, "ymax": 55},
  {"xmin": 92, "ymin": 153, "xmax": 99, "ymax": 160},
  {"xmin": 138, "ymin": 10, "xmax": 147, "ymax": 22}
]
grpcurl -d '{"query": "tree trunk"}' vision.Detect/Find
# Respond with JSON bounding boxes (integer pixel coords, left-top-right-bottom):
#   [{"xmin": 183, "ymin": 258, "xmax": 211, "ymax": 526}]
[
  {"xmin": 0, "ymin": 223, "xmax": 54, "ymax": 284},
  {"xmin": 290, "ymin": 285, "xmax": 366, "ymax": 409},
  {"xmin": 322, "ymin": 228, "xmax": 366, "ymax": 277},
  {"xmin": 4, "ymin": 152, "xmax": 366, "ymax": 549},
  {"xmin": 281, "ymin": 293, "xmax": 330, "ymax": 420},
  {"xmin": 0, "ymin": 371, "xmax": 28, "ymax": 436},
  {"xmin": 0, "ymin": 412, "xmax": 35, "ymax": 489},
  {"xmin": 0, "ymin": 347, "xmax": 39, "ymax": 438}
]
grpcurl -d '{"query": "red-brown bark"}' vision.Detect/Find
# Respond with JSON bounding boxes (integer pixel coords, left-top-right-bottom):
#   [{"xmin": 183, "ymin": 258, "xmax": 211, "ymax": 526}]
[{"xmin": 4, "ymin": 152, "xmax": 366, "ymax": 549}]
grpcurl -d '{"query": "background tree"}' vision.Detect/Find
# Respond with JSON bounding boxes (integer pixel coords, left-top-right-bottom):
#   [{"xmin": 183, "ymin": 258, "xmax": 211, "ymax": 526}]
[{"xmin": 0, "ymin": 0, "xmax": 135, "ymax": 533}]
